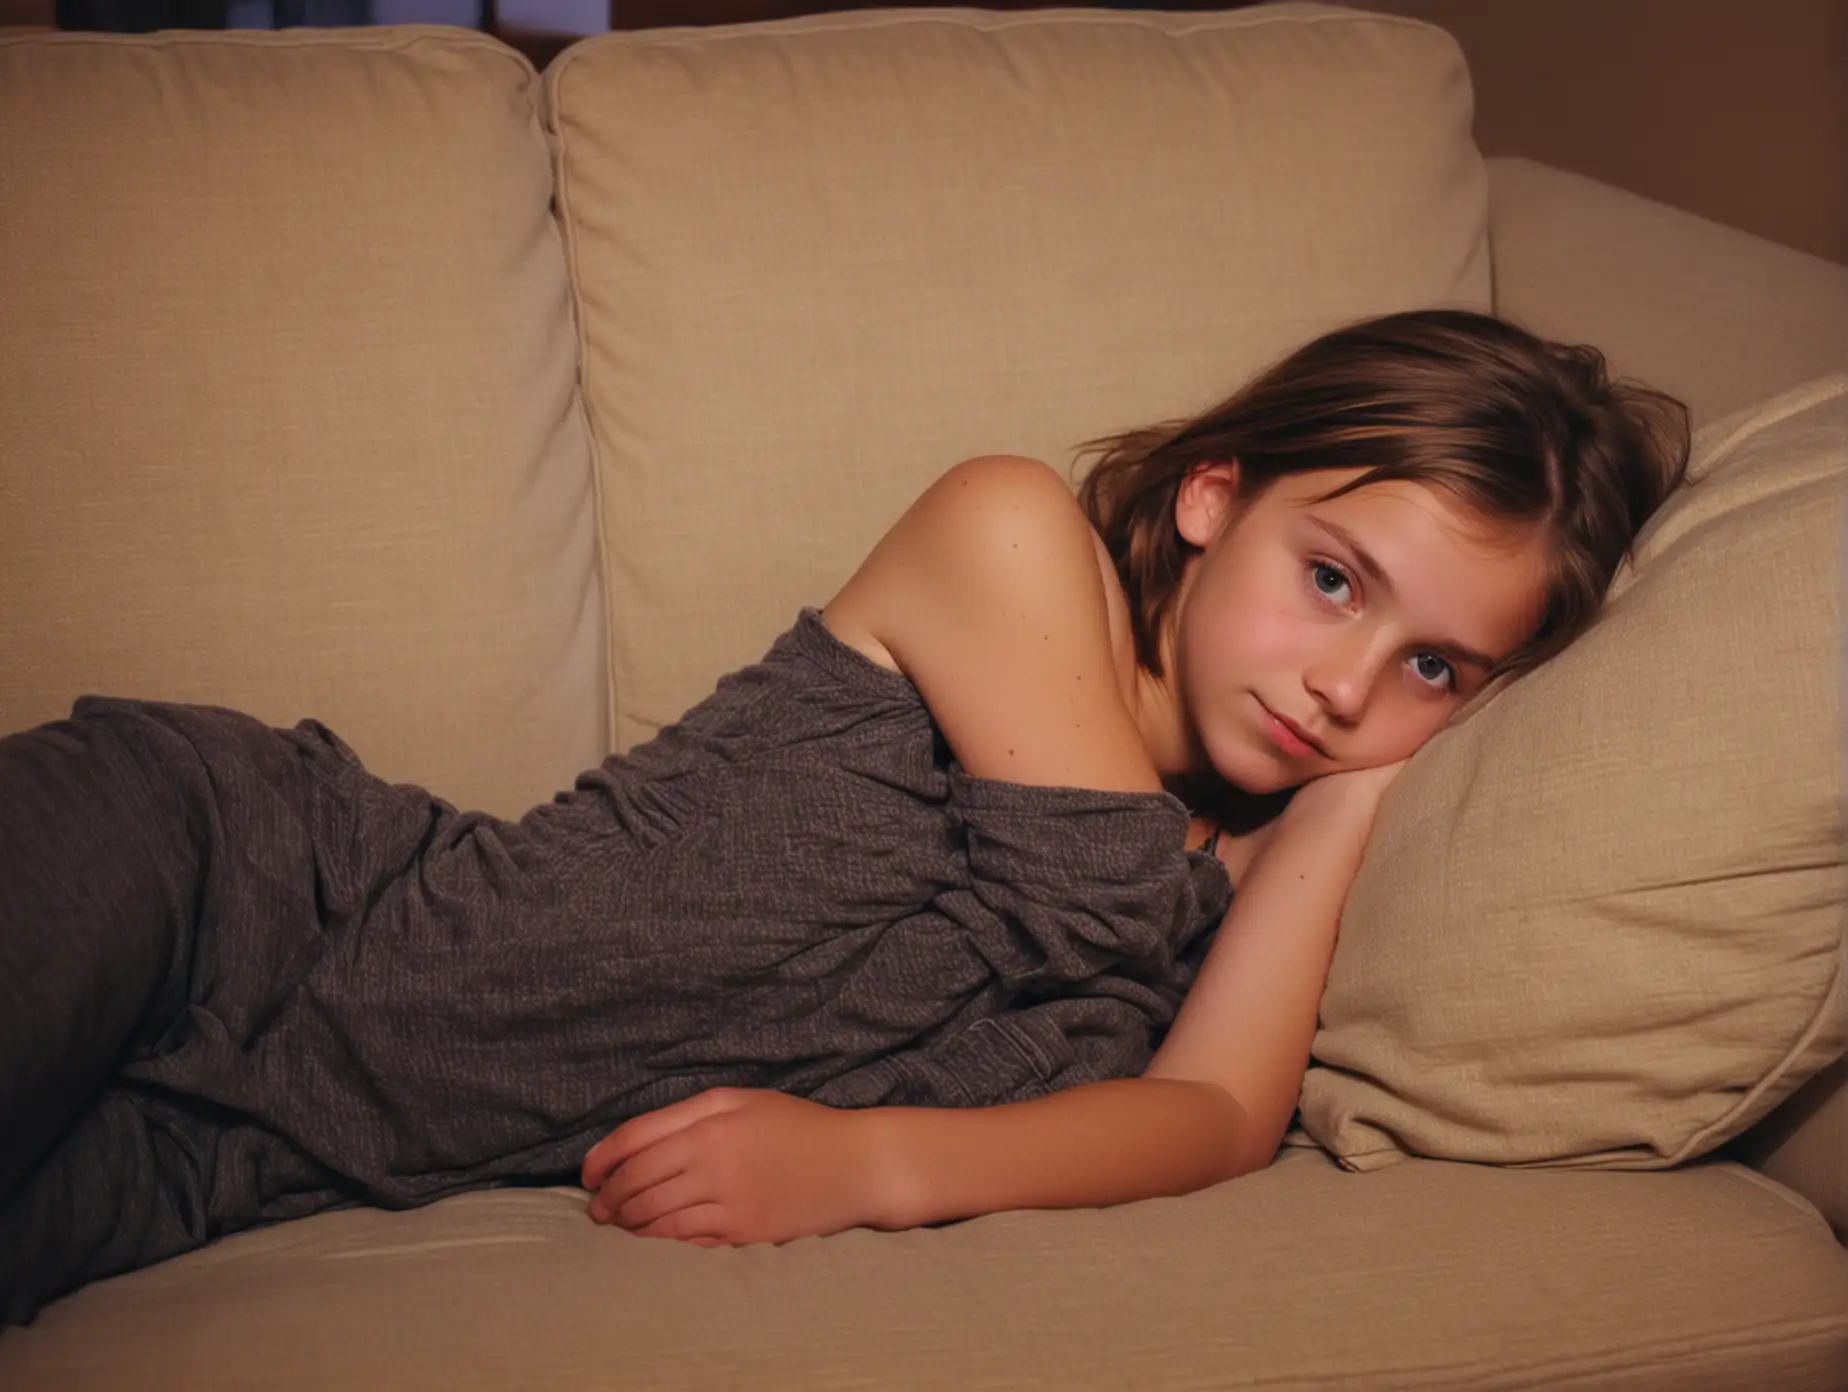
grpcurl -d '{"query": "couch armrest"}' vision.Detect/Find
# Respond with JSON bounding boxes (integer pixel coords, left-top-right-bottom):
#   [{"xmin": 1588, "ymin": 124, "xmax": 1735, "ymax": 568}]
[
  {"xmin": 1487, "ymin": 156, "xmax": 1848, "ymax": 428},
  {"xmin": 1726, "ymin": 1057, "xmax": 1848, "ymax": 1246}
]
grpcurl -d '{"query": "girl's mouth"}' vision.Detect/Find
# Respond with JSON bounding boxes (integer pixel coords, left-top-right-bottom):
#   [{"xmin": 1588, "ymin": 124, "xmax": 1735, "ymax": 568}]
[{"xmin": 1260, "ymin": 702, "xmax": 1324, "ymax": 759}]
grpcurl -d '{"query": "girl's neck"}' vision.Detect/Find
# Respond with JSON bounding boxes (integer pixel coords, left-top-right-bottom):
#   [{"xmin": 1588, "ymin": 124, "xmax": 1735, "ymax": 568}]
[
  {"xmin": 1130, "ymin": 612, "xmax": 1200, "ymax": 783},
  {"xmin": 1133, "ymin": 665, "xmax": 1195, "ymax": 783}
]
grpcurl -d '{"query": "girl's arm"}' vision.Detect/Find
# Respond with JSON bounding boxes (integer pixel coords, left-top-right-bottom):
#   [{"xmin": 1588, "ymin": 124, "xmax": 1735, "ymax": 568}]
[
  {"xmin": 583, "ymin": 766, "xmax": 1394, "ymax": 1241},
  {"xmin": 866, "ymin": 765, "xmax": 1393, "ymax": 1228}
]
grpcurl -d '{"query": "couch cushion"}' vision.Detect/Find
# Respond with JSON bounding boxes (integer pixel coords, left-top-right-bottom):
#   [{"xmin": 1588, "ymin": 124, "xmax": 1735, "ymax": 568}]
[
  {"xmin": 545, "ymin": 1, "xmax": 1490, "ymax": 752},
  {"xmin": 1298, "ymin": 374, "xmax": 1847, "ymax": 1172},
  {"xmin": 0, "ymin": 28, "xmax": 604, "ymax": 818},
  {"xmin": 1487, "ymin": 156, "xmax": 1848, "ymax": 431},
  {"xmin": 1729, "ymin": 1056, "xmax": 1848, "ymax": 1244},
  {"xmin": 1, "ymin": 1147, "xmax": 1842, "ymax": 1389}
]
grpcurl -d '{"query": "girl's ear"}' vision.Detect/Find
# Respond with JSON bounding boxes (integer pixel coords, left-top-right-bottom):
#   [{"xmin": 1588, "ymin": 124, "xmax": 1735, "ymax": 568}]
[{"xmin": 1175, "ymin": 459, "xmax": 1242, "ymax": 549}]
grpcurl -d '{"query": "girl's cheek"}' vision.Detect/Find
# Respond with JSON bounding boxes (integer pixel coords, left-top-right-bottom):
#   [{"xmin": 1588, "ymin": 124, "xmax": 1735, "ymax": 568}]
[
  {"xmin": 1247, "ymin": 592, "xmax": 1305, "ymax": 657},
  {"xmin": 1394, "ymin": 704, "xmax": 1450, "ymax": 760}
]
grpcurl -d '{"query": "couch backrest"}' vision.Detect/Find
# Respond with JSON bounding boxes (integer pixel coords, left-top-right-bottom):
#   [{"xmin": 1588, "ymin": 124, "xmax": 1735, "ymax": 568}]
[
  {"xmin": 544, "ymin": 2, "xmax": 1492, "ymax": 754},
  {"xmin": 1, "ymin": 6, "xmax": 1487, "ymax": 799},
  {"xmin": 0, "ymin": 27, "xmax": 604, "ymax": 819}
]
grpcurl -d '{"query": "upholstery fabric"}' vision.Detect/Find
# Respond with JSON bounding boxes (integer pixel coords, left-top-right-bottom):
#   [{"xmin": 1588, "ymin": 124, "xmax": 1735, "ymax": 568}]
[
  {"xmin": 1486, "ymin": 156, "xmax": 1848, "ymax": 431},
  {"xmin": 0, "ymin": 28, "xmax": 604, "ymax": 819},
  {"xmin": 544, "ymin": 2, "xmax": 1491, "ymax": 753},
  {"xmin": 1300, "ymin": 374, "xmax": 1847, "ymax": 1172},
  {"xmin": 1484, "ymin": 145, "xmax": 1848, "ymax": 1248},
  {"xmin": 0, "ymin": 1147, "xmax": 1843, "ymax": 1389},
  {"xmin": 1731, "ymin": 1056, "xmax": 1848, "ymax": 1244}
]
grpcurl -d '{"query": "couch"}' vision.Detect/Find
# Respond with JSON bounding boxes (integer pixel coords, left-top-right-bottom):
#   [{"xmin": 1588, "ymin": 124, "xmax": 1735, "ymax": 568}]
[{"xmin": 1, "ymin": 5, "xmax": 1845, "ymax": 1387}]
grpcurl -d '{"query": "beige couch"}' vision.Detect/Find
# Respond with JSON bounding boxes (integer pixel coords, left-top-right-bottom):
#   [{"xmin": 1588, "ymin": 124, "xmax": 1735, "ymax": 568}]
[{"xmin": 2, "ymin": 5, "xmax": 1846, "ymax": 1387}]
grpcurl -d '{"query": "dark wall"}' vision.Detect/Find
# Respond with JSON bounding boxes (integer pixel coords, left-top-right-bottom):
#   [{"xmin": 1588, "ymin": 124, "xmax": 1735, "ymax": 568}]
[{"xmin": 1353, "ymin": 0, "xmax": 1848, "ymax": 264}]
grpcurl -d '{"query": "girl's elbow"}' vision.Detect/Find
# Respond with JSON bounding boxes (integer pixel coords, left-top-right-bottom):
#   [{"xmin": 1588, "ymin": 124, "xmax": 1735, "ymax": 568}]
[
  {"xmin": 1171, "ymin": 1078, "xmax": 1270, "ymax": 1186},
  {"xmin": 1228, "ymin": 1132, "xmax": 1284, "ymax": 1181}
]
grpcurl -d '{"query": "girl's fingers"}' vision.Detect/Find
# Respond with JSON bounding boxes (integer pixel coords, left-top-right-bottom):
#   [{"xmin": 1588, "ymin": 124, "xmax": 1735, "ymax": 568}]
[
  {"xmin": 603, "ymin": 1172, "xmax": 710, "ymax": 1232},
  {"xmin": 633, "ymin": 1203, "xmax": 730, "ymax": 1243},
  {"xmin": 587, "ymin": 1131, "xmax": 693, "ymax": 1220},
  {"xmin": 581, "ymin": 1088, "xmax": 743, "ymax": 1189}
]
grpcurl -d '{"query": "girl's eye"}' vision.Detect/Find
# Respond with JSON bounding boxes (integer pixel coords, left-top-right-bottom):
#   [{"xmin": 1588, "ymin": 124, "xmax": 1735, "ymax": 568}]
[
  {"xmin": 1309, "ymin": 561, "xmax": 1352, "ymax": 606},
  {"xmin": 1409, "ymin": 652, "xmax": 1456, "ymax": 691}
]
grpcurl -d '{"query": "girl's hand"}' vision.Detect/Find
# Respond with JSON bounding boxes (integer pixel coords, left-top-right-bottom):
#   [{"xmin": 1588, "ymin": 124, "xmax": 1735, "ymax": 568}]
[
  {"xmin": 1188, "ymin": 757, "xmax": 1407, "ymax": 886},
  {"xmin": 1289, "ymin": 757, "xmax": 1411, "ymax": 823},
  {"xmin": 580, "ymin": 1088, "xmax": 892, "ymax": 1246}
]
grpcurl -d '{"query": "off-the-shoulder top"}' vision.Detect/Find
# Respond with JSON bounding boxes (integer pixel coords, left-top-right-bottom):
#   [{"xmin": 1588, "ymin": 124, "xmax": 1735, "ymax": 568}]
[{"xmin": 118, "ymin": 606, "xmax": 1235, "ymax": 1203}]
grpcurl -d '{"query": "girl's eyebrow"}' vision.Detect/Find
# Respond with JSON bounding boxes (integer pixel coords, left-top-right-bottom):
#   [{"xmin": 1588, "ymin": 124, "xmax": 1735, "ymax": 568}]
[{"xmin": 1306, "ymin": 515, "xmax": 1497, "ymax": 671}]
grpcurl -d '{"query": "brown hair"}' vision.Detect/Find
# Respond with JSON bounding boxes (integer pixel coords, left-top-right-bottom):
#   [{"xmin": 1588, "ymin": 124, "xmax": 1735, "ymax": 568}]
[{"xmin": 1075, "ymin": 308, "xmax": 1691, "ymax": 685}]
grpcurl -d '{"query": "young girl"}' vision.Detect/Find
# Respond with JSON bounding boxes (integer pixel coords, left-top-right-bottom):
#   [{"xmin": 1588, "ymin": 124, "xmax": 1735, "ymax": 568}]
[{"xmin": 0, "ymin": 309, "xmax": 1688, "ymax": 1320}]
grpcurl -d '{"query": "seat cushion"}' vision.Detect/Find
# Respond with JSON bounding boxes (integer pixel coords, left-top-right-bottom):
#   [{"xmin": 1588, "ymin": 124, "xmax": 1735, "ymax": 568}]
[
  {"xmin": 0, "ymin": 28, "xmax": 604, "ymax": 818},
  {"xmin": 1, "ymin": 1147, "xmax": 1843, "ymax": 1389},
  {"xmin": 544, "ymin": 1, "xmax": 1491, "ymax": 752},
  {"xmin": 1298, "ymin": 373, "xmax": 1846, "ymax": 1172}
]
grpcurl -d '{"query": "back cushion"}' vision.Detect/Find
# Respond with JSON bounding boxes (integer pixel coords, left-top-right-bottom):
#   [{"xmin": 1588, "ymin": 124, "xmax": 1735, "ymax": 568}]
[
  {"xmin": 0, "ymin": 29, "xmax": 603, "ymax": 818},
  {"xmin": 544, "ymin": 2, "xmax": 1490, "ymax": 749},
  {"xmin": 1297, "ymin": 374, "xmax": 1846, "ymax": 1173}
]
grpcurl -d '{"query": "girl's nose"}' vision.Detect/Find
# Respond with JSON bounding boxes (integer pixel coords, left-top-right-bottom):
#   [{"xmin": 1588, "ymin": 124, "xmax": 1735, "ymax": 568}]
[{"xmin": 1304, "ymin": 628, "xmax": 1391, "ymax": 722}]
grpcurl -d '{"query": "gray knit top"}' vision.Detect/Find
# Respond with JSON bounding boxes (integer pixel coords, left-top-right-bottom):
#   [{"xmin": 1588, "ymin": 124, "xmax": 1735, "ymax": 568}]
[{"xmin": 120, "ymin": 606, "xmax": 1235, "ymax": 1206}]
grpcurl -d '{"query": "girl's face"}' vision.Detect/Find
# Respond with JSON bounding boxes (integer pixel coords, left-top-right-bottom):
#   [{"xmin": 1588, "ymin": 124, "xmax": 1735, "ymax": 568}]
[{"xmin": 1165, "ymin": 463, "xmax": 1552, "ymax": 795}]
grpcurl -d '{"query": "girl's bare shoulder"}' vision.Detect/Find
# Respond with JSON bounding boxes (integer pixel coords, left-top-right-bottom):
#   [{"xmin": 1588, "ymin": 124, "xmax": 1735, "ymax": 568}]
[
  {"xmin": 820, "ymin": 455, "xmax": 1155, "ymax": 793},
  {"xmin": 823, "ymin": 456, "xmax": 1139, "ymax": 709}
]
